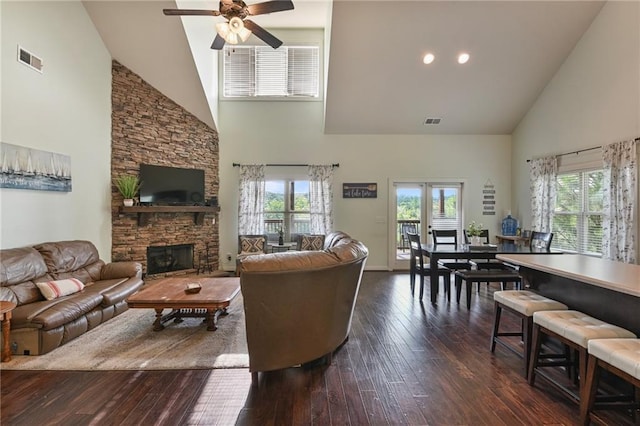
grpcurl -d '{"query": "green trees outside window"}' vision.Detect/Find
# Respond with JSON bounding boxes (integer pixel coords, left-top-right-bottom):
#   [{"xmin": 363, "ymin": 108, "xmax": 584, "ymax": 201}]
[
  {"xmin": 553, "ymin": 170, "xmax": 603, "ymax": 255},
  {"xmin": 265, "ymin": 180, "xmax": 310, "ymax": 240}
]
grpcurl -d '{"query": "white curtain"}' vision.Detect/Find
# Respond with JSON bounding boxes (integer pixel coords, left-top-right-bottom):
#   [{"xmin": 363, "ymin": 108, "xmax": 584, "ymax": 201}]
[
  {"xmin": 238, "ymin": 165, "xmax": 265, "ymax": 234},
  {"xmin": 308, "ymin": 165, "xmax": 334, "ymax": 234},
  {"xmin": 602, "ymin": 139, "xmax": 637, "ymax": 263},
  {"xmin": 529, "ymin": 156, "xmax": 557, "ymax": 232}
]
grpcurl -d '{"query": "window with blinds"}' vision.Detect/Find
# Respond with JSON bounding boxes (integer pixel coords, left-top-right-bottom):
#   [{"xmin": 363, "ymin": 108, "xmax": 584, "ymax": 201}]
[
  {"xmin": 552, "ymin": 169, "xmax": 603, "ymax": 255},
  {"xmin": 223, "ymin": 45, "xmax": 319, "ymax": 98}
]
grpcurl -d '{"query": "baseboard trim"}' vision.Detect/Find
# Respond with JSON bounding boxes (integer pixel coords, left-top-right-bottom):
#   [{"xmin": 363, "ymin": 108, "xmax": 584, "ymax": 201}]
[{"xmin": 364, "ymin": 266, "xmax": 392, "ymax": 271}]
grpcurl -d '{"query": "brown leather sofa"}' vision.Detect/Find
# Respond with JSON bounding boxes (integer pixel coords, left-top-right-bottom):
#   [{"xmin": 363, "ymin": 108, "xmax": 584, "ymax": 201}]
[
  {"xmin": 0, "ymin": 240, "xmax": 143, "ymax": 355},
  {"xmin": 238, "ymin": 231, "xmax": 368, "ymax": 378}
]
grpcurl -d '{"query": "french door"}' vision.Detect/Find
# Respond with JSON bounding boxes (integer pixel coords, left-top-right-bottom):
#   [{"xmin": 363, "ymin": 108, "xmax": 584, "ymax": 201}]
[{"xmin": 391, "ymin": 181, "xmax": 464, "ymax": 270}]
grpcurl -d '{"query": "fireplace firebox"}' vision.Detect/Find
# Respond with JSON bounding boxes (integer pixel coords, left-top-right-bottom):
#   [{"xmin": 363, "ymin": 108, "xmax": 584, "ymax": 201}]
[{"xmin": 147, "ymin": 244, "xmax": 194, "ymax": 275}]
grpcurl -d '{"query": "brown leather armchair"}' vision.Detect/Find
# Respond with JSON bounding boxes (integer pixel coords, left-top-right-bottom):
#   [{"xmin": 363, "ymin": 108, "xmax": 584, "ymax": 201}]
[{"xmin": 238, "ymin": 232, "xmax": 368, "ymax": 381}]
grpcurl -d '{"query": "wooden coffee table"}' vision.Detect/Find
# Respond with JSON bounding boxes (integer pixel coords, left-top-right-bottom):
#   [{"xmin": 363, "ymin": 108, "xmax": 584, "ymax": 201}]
[{"xmin": 126, "ymin": 276, "xmax": 240, "ymax": 331}]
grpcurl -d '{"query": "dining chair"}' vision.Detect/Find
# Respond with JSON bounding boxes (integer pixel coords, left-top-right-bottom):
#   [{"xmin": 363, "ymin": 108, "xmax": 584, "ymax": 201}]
[
  {"xmin": 464, "ymin": 229, "xmax": 509, "ymax": 290},
  {"xmin": 400, "ymin": 222, "xmax": 418, "ymax": 252},
  {"xmin": 431, "ymin": 229, "xmax": 472, "ymax": 272},
  {"xmin": 529, "ymin": 231, "xmax": 553, "ymax": 250},
  {"xmin": 406, "ymin": 232, "xmax": 451, "ymax": 301},
  {"xmin": 487, "ymin": 231, "xmax": 552, "ymax": 290}
]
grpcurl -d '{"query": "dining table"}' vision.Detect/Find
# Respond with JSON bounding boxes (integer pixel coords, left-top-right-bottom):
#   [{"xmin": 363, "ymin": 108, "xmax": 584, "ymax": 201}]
[{"xmin": 422, "ymin": 243, "xmax": 563, "ymax": 304}]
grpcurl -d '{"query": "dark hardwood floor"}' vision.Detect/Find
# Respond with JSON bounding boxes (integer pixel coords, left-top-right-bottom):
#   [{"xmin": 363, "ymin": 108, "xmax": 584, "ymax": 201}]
[{"xmin": 1, "ymin": 272, "xmax": 634, "ymax": 425}]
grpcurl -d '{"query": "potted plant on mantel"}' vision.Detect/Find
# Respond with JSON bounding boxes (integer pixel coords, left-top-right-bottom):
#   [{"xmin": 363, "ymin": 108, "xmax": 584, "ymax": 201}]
[{"xmin": 114, "ymin": 175, "xmax": 140, "ymax": 207}]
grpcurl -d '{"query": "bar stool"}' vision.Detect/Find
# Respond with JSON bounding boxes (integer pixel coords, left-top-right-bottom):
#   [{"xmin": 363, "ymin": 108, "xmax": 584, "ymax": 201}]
[
  {"xmin": 581, "ymin": 338, "xmax": 640, "ymax": 425},
  {"xmin": 454, "ymin": 270, "xmax": 522, "ymax": 309},
  {"xmin": 491, "ymin": 290, "xmax": 568, "ymax": 378},
  {"xmin": 529, "ymin": 310, "xmax": 637, "ymax": 404}
]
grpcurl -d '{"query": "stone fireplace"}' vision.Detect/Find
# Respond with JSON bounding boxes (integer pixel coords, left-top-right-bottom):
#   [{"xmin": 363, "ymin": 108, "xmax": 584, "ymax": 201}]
[
  {"xmin": 147, "ymin": 244, "xmax": 194, "ymax": 275},
  {"xmin": 110, "ymin": 61, "xmax": 220, "ymax": 275}
]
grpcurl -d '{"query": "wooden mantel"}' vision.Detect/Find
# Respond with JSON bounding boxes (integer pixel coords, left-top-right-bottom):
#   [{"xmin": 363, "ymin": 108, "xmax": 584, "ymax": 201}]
[{"xmin": 119, "ymin": 205, "xmax": 220, "ymax": 226}]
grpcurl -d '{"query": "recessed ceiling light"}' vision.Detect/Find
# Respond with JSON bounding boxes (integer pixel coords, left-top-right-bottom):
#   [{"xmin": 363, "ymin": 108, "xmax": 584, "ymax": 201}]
[
  {"xmin": 457, "ymin": 53, "xmax": 470, "ymax": 64},
  {"xmin": 423, "ymin": 53, "xmax": 435, "ymax": 65}
]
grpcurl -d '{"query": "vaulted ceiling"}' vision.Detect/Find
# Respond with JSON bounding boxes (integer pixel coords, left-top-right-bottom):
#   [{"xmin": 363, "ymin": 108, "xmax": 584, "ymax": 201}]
[{"xmin": 84, "ymin": 0, "xmax": 605, "ymax": 135}]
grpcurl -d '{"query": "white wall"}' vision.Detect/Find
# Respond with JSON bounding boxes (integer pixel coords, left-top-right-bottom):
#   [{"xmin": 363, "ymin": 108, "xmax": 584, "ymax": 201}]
[
  {"xmin": 1, "ymin": 2, "xmax": 113, "ymax": 258},
  {"xmin": 217, "ymin": 29, "xmax": 512, "ymax": 270},
  {"xmin": 218, "ymin": 100, "xmax": 512, "ymax": 270},
  {"xmin": 512, "ymin": 1, "xmax": 640, "ymax": 229}
]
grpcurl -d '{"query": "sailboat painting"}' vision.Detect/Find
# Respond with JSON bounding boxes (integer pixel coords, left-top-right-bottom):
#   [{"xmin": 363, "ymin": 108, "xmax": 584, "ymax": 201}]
[{"xmin": 0, "ymin": 142, "xmax": 71, "ymax": 192}]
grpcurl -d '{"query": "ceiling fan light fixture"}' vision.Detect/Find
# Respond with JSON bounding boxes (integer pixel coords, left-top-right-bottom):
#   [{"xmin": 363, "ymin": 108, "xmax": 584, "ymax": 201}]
[
  {"xmin": 226, "ymin": 31, "xmax": 239, "ymax": 45},
  {"xmin": 229, "ymin": 17, "xmax": 244, "ymax": 33},
  {"xmin": 217, "ymin": 17, "xmax": 251, "ymax": 44},
  {"xmin": 216, "ymin": 22, "xmax": 231, "ymax": 37},
  {"xmin": 237, "ymin": 26, "xmax": 252, "ymax": 42},
  {"xmin": 164, "ymin": 0, "xmax": 292, "ymax": 50},
  {"xmin": 216, "ymin": 21, "xmax": 245, "ymax": 45}
]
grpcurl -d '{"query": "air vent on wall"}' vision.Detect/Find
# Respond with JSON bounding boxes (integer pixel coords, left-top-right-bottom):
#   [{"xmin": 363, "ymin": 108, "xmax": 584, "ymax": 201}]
[
  {"xmin": 17, "ymin": 46, "xmax": 43, "ymax": 73},
  {"xmin": 424, "ymin": 117, "xmax": 441, "ymax": 125}
]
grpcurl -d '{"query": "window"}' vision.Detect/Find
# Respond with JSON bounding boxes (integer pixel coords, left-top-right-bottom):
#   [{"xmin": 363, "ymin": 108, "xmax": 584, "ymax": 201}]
[
  {"xmin": 223, "ymin": 45, "xmax": 319, "ymax": 98},
  {"xmin": 264, "ymin": 180, "xmax": 310, "ymax": 241},
  {"xmin": 428, "ymin": 184, "xmax": 463, "ymax": 240},
  {"xmin": 552, "ymin": 169, "xmax": 603, "ymax": 256}
]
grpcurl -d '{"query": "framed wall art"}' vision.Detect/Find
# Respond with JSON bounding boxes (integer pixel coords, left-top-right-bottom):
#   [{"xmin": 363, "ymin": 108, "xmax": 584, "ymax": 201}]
[
  {"xmin": 343, "ymin": 183, "xmax": 377, "ymax": 198},
  {"xmin": 0, "ymin": 142, "xmax": 72, "ymax": 192}
]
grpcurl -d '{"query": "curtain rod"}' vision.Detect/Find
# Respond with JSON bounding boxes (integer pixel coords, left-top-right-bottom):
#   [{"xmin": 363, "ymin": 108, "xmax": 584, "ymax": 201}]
[
  {"xmin": 233, "ymin": 163, "xmax": 339, "ymax": 167},
  {"xmin": 526, "ymin": 137, "xmax": 640, "ymax": 163}
]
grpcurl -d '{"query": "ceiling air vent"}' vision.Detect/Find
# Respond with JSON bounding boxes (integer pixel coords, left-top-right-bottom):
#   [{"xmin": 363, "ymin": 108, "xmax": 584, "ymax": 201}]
[
  {"xmin": 424, "ymin": 117, "xmax": 441, "ymax": 125},
  {"xmin": 17, "ymin": 46, "xmax": 43, "ymax": 73}
]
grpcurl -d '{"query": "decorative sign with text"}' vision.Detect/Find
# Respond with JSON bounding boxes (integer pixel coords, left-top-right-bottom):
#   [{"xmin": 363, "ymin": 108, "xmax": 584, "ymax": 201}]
[
  {"xmin": 482, "ymin": 180, "xmax": 496, "ymax": 215},
  {"xmin": 343, "ymin": 183, "xmax": 377, "ymax": 198}
]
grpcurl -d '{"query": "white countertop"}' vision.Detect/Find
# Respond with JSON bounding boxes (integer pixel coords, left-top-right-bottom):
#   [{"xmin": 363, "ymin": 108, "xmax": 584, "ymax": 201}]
[{"xmin": 496, "ymin": 254, "xmax": 640, "ymax": 298}]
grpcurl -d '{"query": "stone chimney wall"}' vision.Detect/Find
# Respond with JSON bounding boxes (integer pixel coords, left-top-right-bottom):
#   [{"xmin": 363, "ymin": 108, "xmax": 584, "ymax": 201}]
[{"xmin": 111, "ymin": 61, "xmax": 219, "ymax": 274}]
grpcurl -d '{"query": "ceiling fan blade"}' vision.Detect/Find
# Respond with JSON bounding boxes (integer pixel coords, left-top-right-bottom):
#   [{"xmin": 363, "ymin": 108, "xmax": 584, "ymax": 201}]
[
  {"xmin": 244, "ymin": 20, "xmax": 283, "ymax": 49},
  {"xmin": 163, "ymin": 9, "xmax": 221, "ymax": 16},
  {"xmin": 211, "ymin": 34, "xmax": 226, "ymax": 50},
  {"xmin": 247, "ymin": 0, "xmax": 294, "ymax": 16}
]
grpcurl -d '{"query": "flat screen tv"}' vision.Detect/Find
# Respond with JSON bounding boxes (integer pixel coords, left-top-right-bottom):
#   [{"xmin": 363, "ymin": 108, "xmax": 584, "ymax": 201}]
[{"xmin": 139, "ymin": 164, "xmax": 205, "ymax": 205}]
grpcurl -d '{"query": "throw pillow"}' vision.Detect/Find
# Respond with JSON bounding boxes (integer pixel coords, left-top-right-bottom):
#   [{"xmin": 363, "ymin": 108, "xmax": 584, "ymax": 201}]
[
  {"xmin": 300, "ymin": 235, "xmax": 325, "ymax": 251},
  {"xmin": 240, "ymin": 237, "xmax": 265, "ymax": 254},
  {"xmin": 36, "ymin": 278, "xmax": 85, "ymax": 300}
]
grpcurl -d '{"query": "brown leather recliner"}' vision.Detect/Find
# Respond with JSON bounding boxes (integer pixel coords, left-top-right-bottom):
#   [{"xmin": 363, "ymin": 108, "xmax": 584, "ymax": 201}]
[{"xmin": 238, "ymin": 231, "xmax": 368, "ymax": 379}]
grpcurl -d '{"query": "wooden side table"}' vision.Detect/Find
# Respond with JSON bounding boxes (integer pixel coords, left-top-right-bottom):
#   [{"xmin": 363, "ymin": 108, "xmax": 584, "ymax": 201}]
[
  {"xmin": 495, "ymin": 234, "xmax": 530, "ymax": 246},
  {"xmin": 1, "ymin": 301, "xmax": 17, "ymax": 362}
]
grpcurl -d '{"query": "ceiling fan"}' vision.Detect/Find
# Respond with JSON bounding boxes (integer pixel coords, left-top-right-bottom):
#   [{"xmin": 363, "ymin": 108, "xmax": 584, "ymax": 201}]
[{"xmin": 163, "ymin": 0, "xmax": 294, "ymax": 50}]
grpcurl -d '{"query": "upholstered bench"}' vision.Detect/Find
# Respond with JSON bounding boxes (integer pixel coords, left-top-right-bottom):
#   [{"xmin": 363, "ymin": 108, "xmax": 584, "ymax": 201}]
[
  {"xmin": 529, "ymin": 310, "xmax": 637, "ymax": 404},
  {"xmin": 454, "ymin": 270, "xmax": 522, "ymax": 309},
  {"xmin": 491, "ymin": 290, "xmax": 568, "ymax": 378},
  {"xmin": 580, "ymin": 338, "xmax": 640, "ymax": 425}
]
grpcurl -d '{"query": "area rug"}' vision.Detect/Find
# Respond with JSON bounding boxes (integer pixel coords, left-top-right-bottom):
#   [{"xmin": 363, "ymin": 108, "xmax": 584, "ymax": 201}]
[{"xmin": 1, "ymin": 295, "xmax": 248, "ymax": 371}]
